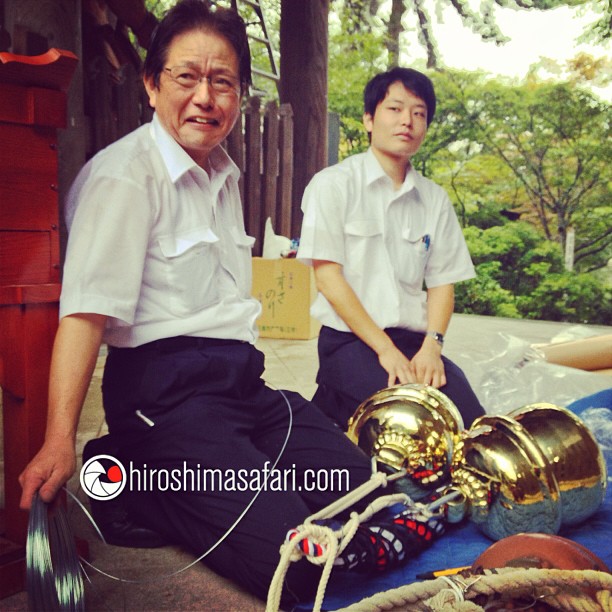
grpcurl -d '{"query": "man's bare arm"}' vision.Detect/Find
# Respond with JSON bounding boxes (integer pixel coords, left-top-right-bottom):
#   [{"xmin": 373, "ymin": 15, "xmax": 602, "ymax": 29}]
[
  {"xmin": 313, "ymin": 260, "xmax": 414, "ymax": 387},
  {"xmin": 19, "ymin": 312, "xmax": 107, "ymax": 510}
]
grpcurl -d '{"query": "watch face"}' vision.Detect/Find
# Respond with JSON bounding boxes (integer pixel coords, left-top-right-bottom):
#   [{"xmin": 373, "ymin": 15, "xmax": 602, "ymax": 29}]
[{"xmin": 428, "ymin": 332, "xmax": 443, "ymax": 345}]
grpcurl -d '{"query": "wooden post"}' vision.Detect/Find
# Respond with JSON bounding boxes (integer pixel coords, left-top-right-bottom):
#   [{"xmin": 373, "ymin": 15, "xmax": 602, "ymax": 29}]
[
  {"xmin": 278, "ymin": 103, "xmax": 294, "ymax": 240},
  {"xmin": 280, "ymin": 0, "xmax": 329, "ymax": 239},
  {"xmin": 244, "ymin": 96, "xmax": 262, "ymax": 255},
  {"xmin": 226, "ymin": 113, "xmax": 245, "ymax": 205},
  {"xmin": 262, "ymin": 100, "xmax": 280, "ymax": 236},
  {"xmin": 227, "ymin": 97, "xmax": 293, "ymax": 253}
]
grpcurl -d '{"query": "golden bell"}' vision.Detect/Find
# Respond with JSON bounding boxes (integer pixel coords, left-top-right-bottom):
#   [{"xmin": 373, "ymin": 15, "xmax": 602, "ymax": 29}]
[
  {"xmin": 448, "ymin": 414, "xmax": 562, "ymax": 540},
  {"xmin": 346, "ymin": 383, "xmax": 464, "ymax": 499},
  {"xmin": 447, "ymin": 403, "xmax": 607, "ymax": 541},
  {"xmin": 508, "ymin": 403, "xmax": 607, "ymax": 526}
]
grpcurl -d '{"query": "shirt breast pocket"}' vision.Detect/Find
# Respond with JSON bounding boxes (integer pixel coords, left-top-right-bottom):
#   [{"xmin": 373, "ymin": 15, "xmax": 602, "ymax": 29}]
[
  {"xmin": 158, "ymin": 228, "xmax": 220, "ymax": 315},
  {"xmin": 345, "ymin": 219, "xmax": 382, "ymax": 275},
  {"xmin": 226, "ymin": 226, "xmax": 256, "ymax": 296},
  {"xmin": 397, "ymin": 227, "xmax": 430, "ymax": 290}
]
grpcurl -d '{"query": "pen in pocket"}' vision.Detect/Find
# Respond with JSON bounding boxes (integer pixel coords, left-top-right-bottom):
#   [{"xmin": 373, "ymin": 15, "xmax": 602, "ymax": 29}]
[{"xmin": 422, "ymin": 234, "xmax": 431, "ymax": 251}]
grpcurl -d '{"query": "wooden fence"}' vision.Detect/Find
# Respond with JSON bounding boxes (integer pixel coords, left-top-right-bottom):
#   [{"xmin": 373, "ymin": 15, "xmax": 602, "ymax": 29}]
[{"xmin": 225, "ymin": 97, "xmax": 294, "ymax": 257}]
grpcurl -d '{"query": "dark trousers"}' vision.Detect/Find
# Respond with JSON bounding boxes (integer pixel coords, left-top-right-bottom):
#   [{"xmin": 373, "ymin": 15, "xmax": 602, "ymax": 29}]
[
  {"xmin": 313, "ymin": 326, "xmax": 485, "ymax": 430},
  {"xmin": 100, "ymin": 337, "xmax": 372, "ymax": 604}
]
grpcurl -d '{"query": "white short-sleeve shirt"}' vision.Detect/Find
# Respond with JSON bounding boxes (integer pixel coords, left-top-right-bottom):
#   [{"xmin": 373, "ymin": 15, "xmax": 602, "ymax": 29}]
[
  {"xmin": 297, "ymin": 148, "xmax": 475, "ymax": 333},
  {"xmin": 60, "ymin": 114, "xmax": 261, "ymax": 347}
]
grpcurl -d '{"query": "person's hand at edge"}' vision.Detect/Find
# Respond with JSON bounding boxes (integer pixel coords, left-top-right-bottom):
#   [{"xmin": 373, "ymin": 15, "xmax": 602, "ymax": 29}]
[{"xmin": 19, "ymin": 438, "xmax": 76, "ymax": 511}]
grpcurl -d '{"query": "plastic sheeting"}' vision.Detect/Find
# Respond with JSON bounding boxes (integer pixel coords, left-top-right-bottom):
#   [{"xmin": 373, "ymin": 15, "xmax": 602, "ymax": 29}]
[{"xmin": 457, "ymin": 327, "xmax": 612, "ymax": 415}]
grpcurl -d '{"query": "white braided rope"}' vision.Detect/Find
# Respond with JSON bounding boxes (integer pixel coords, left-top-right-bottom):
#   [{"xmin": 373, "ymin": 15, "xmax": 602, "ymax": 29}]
[
  {"xmin": 335, "ymin": 568, "xmax": 612, "ymax": 612},
  {"xmin": 266, "ymin": 464, "xmax": 409, "ymax": 612}
]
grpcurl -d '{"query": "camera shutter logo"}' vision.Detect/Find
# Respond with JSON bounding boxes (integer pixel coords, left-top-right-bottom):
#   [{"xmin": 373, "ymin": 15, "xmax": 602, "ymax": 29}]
[{"xmin": 80, "ymin": 454, "xmax": 127, "ymax": 500}]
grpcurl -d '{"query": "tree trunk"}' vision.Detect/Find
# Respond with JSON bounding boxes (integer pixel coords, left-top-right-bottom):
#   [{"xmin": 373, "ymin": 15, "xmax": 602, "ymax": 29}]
[
  {"xmin": 387, "ymin": 0, "xmax": 404, "ymax": 67},
  {"xmin": 280, "ymin": 0, "xmax": 329, "ymax": 239}
]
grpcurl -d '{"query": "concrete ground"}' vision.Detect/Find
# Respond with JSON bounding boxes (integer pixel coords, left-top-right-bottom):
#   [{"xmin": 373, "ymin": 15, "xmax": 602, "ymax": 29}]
[{"xmin": 1, "ymin": 313, "xmax": 611, "ymax": 611}]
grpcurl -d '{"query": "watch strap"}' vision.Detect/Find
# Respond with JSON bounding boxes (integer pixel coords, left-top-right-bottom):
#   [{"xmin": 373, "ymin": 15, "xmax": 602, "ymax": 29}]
[{"xmin": 426, "ymin": 331, "xmax": 444, "ymax": 346}]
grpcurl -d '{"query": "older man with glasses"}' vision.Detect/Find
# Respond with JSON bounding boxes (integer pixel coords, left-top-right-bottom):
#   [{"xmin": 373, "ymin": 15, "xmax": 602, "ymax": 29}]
[
  {"xmin": 20, "ymin": 1, "xmax": 454, "ymax": 603},
  {"xmin": 18, "ymin": 0, "xmax": 376, "ymax": 606}
]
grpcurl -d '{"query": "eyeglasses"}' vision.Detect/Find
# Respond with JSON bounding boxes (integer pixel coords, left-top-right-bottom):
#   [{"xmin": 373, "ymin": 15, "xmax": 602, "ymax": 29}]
[{"xmin": 163, "ymin": 66, "xmax": 240, "ymax": 95}]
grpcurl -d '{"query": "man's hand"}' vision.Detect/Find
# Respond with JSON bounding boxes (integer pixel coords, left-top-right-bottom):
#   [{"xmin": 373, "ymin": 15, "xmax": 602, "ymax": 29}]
[
  {"xmin": 411, "ymin": 339, "xmax": 446, "ymax": 388},
  {"xmin": 378, "ymin": 343, "xmax": 416, "ymax": 387},
  {"xmin": 19, "ymin": 440, "xmax": 76, "ymax": 511}
]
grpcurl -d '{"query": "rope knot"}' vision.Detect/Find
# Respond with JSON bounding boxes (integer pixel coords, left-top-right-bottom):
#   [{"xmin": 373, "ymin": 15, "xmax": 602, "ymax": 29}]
[{"xmin": 283, "ymin": 523, "xmax": 340, "ymax": 566}]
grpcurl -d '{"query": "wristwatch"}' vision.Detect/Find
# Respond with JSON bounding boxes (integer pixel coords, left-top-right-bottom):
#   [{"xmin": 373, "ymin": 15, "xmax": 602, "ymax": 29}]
[{"xmin": 426, "ymin": 331, "xmax": 444, "ymax": 347}]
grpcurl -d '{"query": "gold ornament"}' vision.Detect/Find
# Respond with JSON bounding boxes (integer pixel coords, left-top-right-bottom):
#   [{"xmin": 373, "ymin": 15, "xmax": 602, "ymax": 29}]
[
  {"xmin": 347, "ymin": 383, "xmax": 463, "ymax": 499},
  {"xmin": 347, "ymin": 387, "xmax": 607, "ymax": 540}
]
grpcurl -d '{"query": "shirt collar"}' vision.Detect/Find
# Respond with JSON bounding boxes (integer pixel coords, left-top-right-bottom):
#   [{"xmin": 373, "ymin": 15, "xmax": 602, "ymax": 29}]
[
  {"xmin": 364, "ymin": 147, "xmax": 419, "ymax": 196},
  {"xmin": 364, "ymin": 147, "xmax": 388, "ymax": 186},
  {"xmin": 150, "ymin": 113, "xmax": 240, "ymax": 184}
]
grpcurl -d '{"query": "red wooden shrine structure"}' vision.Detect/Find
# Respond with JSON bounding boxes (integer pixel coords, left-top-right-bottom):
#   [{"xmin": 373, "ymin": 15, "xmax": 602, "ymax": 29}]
[{"xmin": 0, "ymin": 47, "xmax": 78, "ymax": 597}]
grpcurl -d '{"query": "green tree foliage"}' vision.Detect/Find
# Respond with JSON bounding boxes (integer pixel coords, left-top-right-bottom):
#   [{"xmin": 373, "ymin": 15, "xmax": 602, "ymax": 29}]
[
  {"xmin": 411, "ymin": 70, "xmax": 482, "ymax": 178},
  {"xmin": 405, "ymin": 70, "xmax": 611, "ymax": 274},
  {"xmin": 327, "ymin": 24, "xmax": 388, "ymax": 155},
  {"xmin": 454, "ymin": 261, "xmax": 522, "ymax": 319},
  {"xmin": 412, "ymin": 72, "xmax": 527, "ymax": 226},
  {"xmin": 145, "ymin": 0, "xmax": 175, "ymax": 17},
  {"xmin": 578, "ymin": 0, "xmax": 612, "ymax": 43},
  {"xmin": 457, "ymin": 223, "xmax": 612, "ymax": 324},
  {"xmin": 462, "ymin": 78, "xmax": 612, "ymax": 271},
  {"xmin": 517, "ymin": 271, "xmax": 612, "ymax": 322},
  {"xmin": 330, "ymin": 0, "xmax": 608, "ymax": 69}
]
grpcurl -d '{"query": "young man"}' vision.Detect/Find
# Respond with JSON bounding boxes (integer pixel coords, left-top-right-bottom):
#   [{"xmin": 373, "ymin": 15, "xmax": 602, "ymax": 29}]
[
  {"xmin": 18, "ymin": 1, "xmax": 376, "ymax": 604},
  {"xmin": 298, "ymin": 67, "xmax": 485, "ymax": 430}
]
